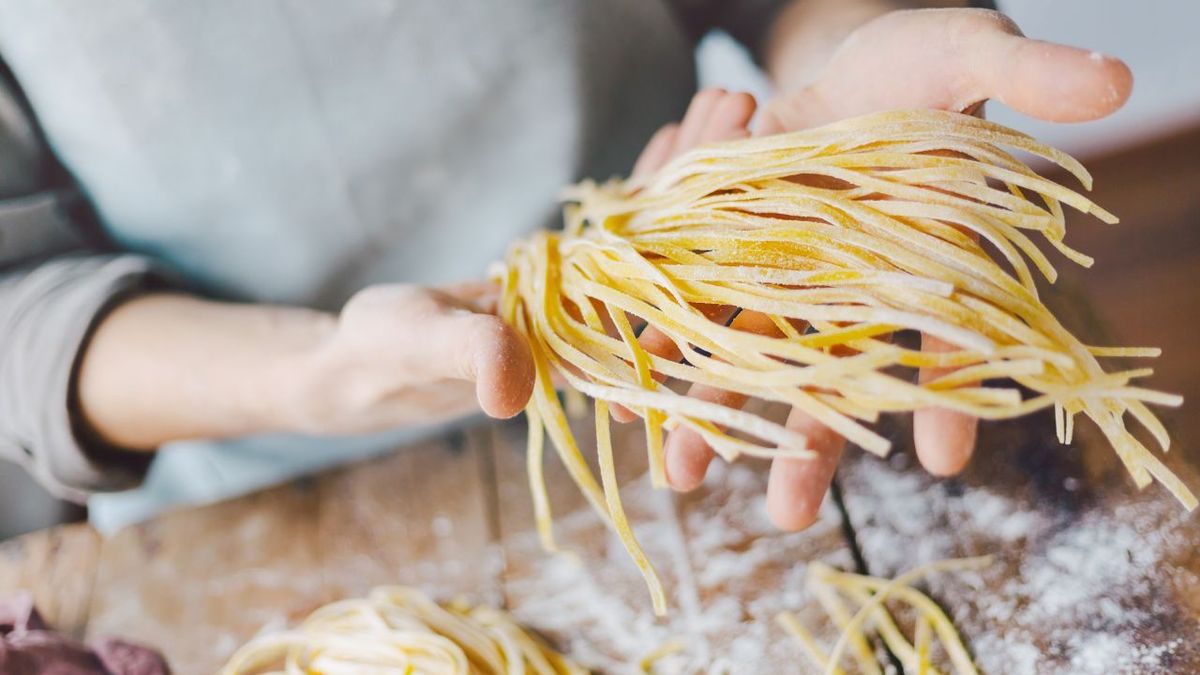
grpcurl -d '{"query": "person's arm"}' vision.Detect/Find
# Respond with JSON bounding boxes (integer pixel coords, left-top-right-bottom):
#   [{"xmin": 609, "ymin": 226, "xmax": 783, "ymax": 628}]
[
  {"xmin": 75, "ymin": 90, "xmax": 778, "ymax": 454},
  {"xmin": 0, "ymin": 63, "xmax": 535, "ymax": 496},
  {"xmin": 76, "ymin": 293, "xmax": 334, "ymax": 450},
  {"xmin": 76, "ymin": 284, "xmax": 535, "ymax": 451}
]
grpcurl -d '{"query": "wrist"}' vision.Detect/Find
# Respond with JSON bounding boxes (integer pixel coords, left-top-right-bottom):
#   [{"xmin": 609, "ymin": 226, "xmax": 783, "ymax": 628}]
[{"xmin": 260, "ymin": 307, "xmax": 341, "ymax": 435}]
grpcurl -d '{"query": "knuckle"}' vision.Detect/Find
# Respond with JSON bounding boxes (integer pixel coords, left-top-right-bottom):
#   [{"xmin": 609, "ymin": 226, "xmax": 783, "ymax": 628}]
[
  {"xmin": 980, "ymin": 9, "xmax": 1023, "ymax": 36},
  {"xmin": 949, "ymin": 8, "xmax": 1022, "ymax": 49},
  {"xmin": 347, "ymin": 284, "xmax": 430, "ymax": 314},
  {"xmin": 468, "ymin": 314, "xmax": 513, "ymax": 347}
]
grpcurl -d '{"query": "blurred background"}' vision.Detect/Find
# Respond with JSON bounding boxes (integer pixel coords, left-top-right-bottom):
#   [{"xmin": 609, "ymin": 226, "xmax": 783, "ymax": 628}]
[{"xmin": 3, "ymin": 0, "xmax": 1198, "ymax": 540}]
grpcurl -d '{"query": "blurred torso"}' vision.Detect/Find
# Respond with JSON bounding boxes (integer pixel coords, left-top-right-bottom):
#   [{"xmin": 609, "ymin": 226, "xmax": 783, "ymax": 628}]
[{"xmin": 0, "ymin": 0, "xmax": 695, "ymax": 306}]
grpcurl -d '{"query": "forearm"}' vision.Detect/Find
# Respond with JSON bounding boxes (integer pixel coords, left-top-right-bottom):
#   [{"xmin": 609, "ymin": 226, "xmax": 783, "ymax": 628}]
[
  {"xmin": 76, "ymin": 293, "xmax": 335, "ymax": 450},
  {"xmin": 764, "ymin": 0, "xmax": 971, "ymax": 93}
]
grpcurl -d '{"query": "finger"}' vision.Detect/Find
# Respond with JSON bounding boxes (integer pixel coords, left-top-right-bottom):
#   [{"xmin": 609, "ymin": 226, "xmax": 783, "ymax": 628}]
[
  {"xmin": 612, "ymin": 91, "xmax": 756, "ymax": 423},
  {"xmin": 438, "ymin": 280, "xmax": 502, "ymax": 314},
  {"xmin": 766, "ymin": 407, "xmax": 846, "ymax": 532},
  {"xmin": 465, "ymin": 316, "xmax": 536, "ymax": 419},
  {"xmin": 664, "ymin": 385, "xmax": 745, "ymax": 491},
  {"xmin": 670, "ymin": 87, "xmax": 728, "ymax": 156},
  {"xmin": 758, "ymin": 9, "xmax": 1133, "ymax": 133},
  {"xmin": 969, "ymin": 29, "xmax": 1133, "ymax": 122},
  {"xmin": 634, "ymin": 91, "xmax": 755, "ymax": 181},
  {"xmin": 610, "ymin": 303, "xmax": 734, "ymax": 423},
  {"xmin": 626, "ymin": 90, "xmax": 754, "ymax": 377},
  {"xmin": 409, "ymin": 296, "xmax": 535, "ymax": 419},
  {"xmin": 636, "ymin": 303, "xmax": 732, "ymax": 366},
  {"xmin": 757, "ymin": 94, "xmax": 830, "ymax": 136},
  {"xmin": 663, "ymin": 310, "xmax": 784, "ymax": 491},
  {"xmin": 913, "ymin": 333, "xmax": 978, "ymax": 476},
  {"xmin": 631, "ymin": 123, "xmax": 680, "ymax": 180},
  {"xmin": 699, "ymin": 91, "xmax": 757, "ymax": 143}
]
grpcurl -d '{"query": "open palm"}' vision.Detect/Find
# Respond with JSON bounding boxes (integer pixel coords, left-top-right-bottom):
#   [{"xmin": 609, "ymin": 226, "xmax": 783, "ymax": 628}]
[{"xmin": 627, "ymin": 8, "xmax": 1134, "ymax": 531}]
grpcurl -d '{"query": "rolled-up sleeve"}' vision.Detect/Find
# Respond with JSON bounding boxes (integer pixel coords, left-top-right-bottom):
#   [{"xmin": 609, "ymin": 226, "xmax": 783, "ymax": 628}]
[
  {"xmin": 666, "ymin": 0, "xmax": 791, "ymax": 58},
  {"xmin": 1, "ymin": 254, "xmax": 163, "ymax": 501},
  {"xmin": 0, "ymin": 68, "xmax": 167, "ymax": 502}
]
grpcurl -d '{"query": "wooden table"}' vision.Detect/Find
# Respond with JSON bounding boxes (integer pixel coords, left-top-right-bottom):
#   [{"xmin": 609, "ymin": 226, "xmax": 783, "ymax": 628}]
[{"xmin": 3, "ymin": 127, "xmax": 1199, "ymax": 675}]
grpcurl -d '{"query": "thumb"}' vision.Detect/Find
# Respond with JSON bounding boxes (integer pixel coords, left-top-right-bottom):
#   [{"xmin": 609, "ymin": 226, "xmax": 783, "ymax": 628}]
[
  {"xmin": 757, "ymin": 9, "xmax": 1133, "ymax": 135},
  {"xmin": 408, "ymin": 290, "xmax": 536, "ymax": 419},
  {"xmin": 968, "ymin": 28, "xmax": 1133, "ymax": 122}
]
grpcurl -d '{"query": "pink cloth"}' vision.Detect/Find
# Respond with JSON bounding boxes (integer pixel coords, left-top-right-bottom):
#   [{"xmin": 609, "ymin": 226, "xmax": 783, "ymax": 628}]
[{"xmin": 0, "ymin": 593, "xmax": 169, "ymax": 675}]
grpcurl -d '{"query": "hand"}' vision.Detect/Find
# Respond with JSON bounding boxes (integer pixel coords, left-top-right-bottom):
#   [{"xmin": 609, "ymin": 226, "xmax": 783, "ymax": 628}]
[
  {"xmin": 626, "ymin": 10, "xmax": 1134, "ymax": 532},
  {"xmin": 290, "ymin": 282, "xmax": 534, "ymax": 434},
  {"xmin": 78, "ymin": 282, "xmax": 534, "ymax": 449},
  {"xmin": 748, "ymin": 8, "xmax": 1132, "ymax": 526},
  {"xmin": 760, "ymin": 8, "xmax": 1133, "ymax": 132}
]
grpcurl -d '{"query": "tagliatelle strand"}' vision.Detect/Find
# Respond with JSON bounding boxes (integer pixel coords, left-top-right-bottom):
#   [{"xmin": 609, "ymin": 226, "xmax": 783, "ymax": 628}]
[{"xmin": 493, "ymin": 109, "xmax": 1196, "ymax": 615}]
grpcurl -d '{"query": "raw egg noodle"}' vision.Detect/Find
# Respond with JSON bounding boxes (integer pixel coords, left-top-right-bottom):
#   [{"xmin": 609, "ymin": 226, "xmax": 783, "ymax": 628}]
[
  {"xmin": 779, "ymin": 556, "xmax": 993, "ymax": 675},
  {"xmin": 494, "ymin": 109, "xmax": 1195, "ymax": 615},
  {"xmin": 218, "ymin": 586, "xmax": 587, "ymax": 675}
]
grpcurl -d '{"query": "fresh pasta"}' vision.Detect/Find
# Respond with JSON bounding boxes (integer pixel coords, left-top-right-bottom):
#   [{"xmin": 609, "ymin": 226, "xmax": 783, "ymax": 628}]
[
  {"xmin": 493, "ymin": 109, "xmax": 1196, "ymax": 614},
  {"xmin": 218, "ymin": 586, "xmax": 587, "ymax": 675},
  {"xmin": 778, "ymin": 557, "xmax": 992, "ymax": 675}
]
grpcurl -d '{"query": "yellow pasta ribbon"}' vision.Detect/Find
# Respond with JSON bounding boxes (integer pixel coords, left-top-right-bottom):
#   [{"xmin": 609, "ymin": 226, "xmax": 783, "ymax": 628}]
[
  {"xmin": 493, "ymin": 109, "xmax": 1196, "ymax": 615},
  {"xmin": 778, "ymin": 557, "xmax": 991, "ymax": 675},
  {"xmin": 218, "ymin": 586, "xmax": 588, "ymax": 675}
]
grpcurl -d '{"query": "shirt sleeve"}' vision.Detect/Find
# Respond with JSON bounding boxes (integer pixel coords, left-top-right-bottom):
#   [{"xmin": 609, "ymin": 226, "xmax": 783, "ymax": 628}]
[
  {"xmin": 665, "ymin": 0, "xmax": 791, "ymax": 58},
  {"xmin": 0, "ymin": 65, "xmax": 167, "ymax": 502}
]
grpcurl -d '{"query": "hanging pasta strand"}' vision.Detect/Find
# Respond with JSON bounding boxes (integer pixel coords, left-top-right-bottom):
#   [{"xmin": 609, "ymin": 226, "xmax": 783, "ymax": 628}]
[{"xmin": 493, "ymin": 109, "xmax": 1196, "ymax": 615}]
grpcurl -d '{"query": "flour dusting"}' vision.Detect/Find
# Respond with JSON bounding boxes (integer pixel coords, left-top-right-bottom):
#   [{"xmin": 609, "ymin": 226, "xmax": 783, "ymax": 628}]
[
  {"xmin": 842, "ymin": 451, "xmax": 1200, "ymax": 675},
  {"xmin": 503, "ymin": 461, "xmax": 853, "ymax": 673}
]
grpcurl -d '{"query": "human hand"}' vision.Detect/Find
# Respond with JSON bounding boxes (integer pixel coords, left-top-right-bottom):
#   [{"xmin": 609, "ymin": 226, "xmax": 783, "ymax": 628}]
[
  {"xmin": 760, "ymin": 7, "xmax": 1133, "ymax": 133},
  {"xmin": 77, "ymin": 281, "xmax": 534, "ymax": 450},
  {"xmin": 745, "ymin": 8, "xmax": 1133, "ymax": 527},
  {"xmin": 625, "ymin": 10, "xmax": 1134, "ymax": 532},
  {"xmin": 290, "ymin": 282, "xmax": 535, "ymax": 435}
]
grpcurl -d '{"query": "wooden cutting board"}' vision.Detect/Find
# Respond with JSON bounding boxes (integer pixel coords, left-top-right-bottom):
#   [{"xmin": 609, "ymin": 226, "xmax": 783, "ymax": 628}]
[{"xmin": 1, "ymin": 404, "xmax": 1197, "ymax": 674}]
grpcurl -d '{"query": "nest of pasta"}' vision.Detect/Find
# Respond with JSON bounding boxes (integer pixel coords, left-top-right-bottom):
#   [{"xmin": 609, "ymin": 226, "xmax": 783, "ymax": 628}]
[
  {"xmin": 219, "ymin": 586, "xmax": 586, "ymax": 674},
  {"xmin": 494, "ymin": 109, "xmax": 1195, "ymax": 615}
]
